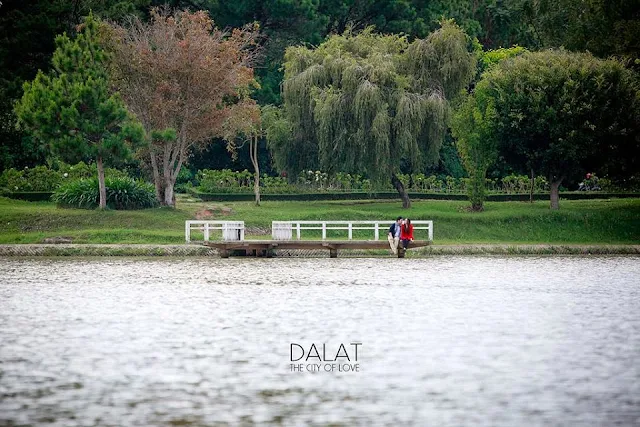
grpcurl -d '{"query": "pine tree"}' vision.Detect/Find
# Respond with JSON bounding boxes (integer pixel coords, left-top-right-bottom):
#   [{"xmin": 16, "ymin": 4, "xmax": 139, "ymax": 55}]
[{"xmin": 15, "ymin": 13, "xmax": 142, "ymax": 209}]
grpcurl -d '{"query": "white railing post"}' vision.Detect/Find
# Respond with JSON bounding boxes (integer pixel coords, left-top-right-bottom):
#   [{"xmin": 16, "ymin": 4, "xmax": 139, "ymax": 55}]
[
  {"xmin": 204, "ymin": 223, "xmax": 210, "ymax": 241},
  {"xmin": 240, "ymin": 226, "xmax": 245, "ymax": 241},
  {"xmin": 428, "ymin": 220, "xmax": 433, "ymax": 241},
  {"xmin": 374, "ymin": 223, "xmax": 379, "ymax": 241},
  {"xmin": 322, "ymin": 222, "xmax": 326, "ymax": 240},
  {"xmin": 296, "ymin": 223, "xmax": 301, "ymax": 240},
  {"xmin": 185, "ymin": 221, "xmax": 191, "ymax": 243},
  {"xmin": 348, "ymin": 223, "xmax": 353, "ymax": 240}
]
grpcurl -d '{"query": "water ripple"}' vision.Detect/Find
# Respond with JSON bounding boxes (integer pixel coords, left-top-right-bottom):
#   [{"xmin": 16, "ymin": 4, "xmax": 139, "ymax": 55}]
[{"xmin": 0, "ymin": 256, "xmax": 639, "ymax": 426}]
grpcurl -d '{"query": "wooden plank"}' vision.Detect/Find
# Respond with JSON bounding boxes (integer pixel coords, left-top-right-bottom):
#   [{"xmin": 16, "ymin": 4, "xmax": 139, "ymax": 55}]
[{"xmin": 203, "ymin": 240, "xmax": 431, "ymax": 251}]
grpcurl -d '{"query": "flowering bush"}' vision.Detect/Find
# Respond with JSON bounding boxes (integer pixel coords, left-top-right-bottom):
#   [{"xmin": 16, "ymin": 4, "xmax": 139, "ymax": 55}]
[{"xmin": 0, "ymin": 162, "xmax": 131, "ymax": 193}]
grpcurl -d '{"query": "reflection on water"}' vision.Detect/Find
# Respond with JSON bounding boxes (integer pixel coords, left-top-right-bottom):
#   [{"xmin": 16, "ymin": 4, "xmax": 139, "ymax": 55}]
[{"xmin": 0, "ymin": 256, "xmax": 639, "ymax": 426}]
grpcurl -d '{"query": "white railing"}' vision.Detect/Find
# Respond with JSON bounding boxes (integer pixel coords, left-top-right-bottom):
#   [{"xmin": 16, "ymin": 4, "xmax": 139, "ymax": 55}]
[
  {"xmin": 271, "ymin": 220, "xmax": 433, "ymax": 241},
  {"xmin": 185, "ymin": 221, "xmax": 245, "ymax": 243}
]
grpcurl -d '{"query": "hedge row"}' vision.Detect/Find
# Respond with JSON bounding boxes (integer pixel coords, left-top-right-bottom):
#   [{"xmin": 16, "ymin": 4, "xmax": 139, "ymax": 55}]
[
  {"xmin": 2, "ymin": 191, "xmax": 55, "ymax": 201},
  {"xmin": 188, "ymin": 190, "xmax": 640, "ymax": 202},
  {"xmin": 4, "ymin": 190, "xmax": 639, "ymax": 204}
]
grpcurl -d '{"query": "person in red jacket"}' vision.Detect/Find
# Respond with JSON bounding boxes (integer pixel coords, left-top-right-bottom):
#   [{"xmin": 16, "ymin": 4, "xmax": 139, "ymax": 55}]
[{"xmin": 400, "ymin": 218, "xmax": 414, "ymax": 251}]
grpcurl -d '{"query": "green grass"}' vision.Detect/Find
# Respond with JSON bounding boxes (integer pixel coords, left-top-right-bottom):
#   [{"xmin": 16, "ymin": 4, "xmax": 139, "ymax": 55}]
[{"xmin": 0, "ymin": 196, "xmax": 638, "ymax": 244}]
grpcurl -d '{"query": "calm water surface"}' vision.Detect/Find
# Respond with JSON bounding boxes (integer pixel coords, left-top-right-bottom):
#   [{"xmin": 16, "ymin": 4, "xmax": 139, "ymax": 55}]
[{"xmin": 0, "ymin": 256, "xmax": 639, "ymax": 426}]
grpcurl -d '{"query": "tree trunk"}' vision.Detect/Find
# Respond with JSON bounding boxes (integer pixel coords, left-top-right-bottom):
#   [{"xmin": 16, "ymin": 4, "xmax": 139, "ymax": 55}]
[
  {"xmin": 164, "ymin": 175, "xmax": 175, "ymax": 207},
  {"xmin": 529, "ymin": 168, "xmax": 535, "ymax": 204},
  {"xmin": 159, "ymin": 139, "xmax": 179, "ymax": 208},
  {"xmin": 96, "ymin": 155, "xmax": 107, "ymax": 209},
  {"xmin": 549, "ymin": 178, "xmax": 562, "ymax": 210},
  {"xmin": 391, "ymin": 173, "xmax": 411, "ymax": 209},
  {"xmin": 150, "ymin": 151, "xmax": 164, "ymax": 204},
  {"xmin": 250, "ymin": 135, "xmax": 260, "ymax": 206}
]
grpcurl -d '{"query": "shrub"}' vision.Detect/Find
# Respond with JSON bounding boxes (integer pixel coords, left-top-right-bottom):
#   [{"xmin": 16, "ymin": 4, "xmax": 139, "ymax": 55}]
[
  {"xmin": 0, "ymin": 168, "xmax": 26, "ymax": 192},
  {"xmin": 26, "ymin": 166, "xmax": 63, "ymax": 190},
  {"xmin": 59, "ymin": 161, "xmax": 129, "ymax": 181},
  {"xmin": 53, "ymin": 177, "xmax": 158, "ymax": 209},
  {"xmin": 175, "ymin": 167, "xmax": 195, "ymax": 193},
  {"xmin": 0, "ymin": 162, "xmax": 131, "ymax": 193},
  {"xmin": 0, "ymin": 166, "xmax": 62, "ymax": 191}
]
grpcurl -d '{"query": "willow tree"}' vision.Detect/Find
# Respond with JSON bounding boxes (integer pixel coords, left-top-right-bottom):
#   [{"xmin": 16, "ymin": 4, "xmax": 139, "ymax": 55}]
[{"xmin": 276, "ymin": 21, "xmax": 475, "ymax": 208}]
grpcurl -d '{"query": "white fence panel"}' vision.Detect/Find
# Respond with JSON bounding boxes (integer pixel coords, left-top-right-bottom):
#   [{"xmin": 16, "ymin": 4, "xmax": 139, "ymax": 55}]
[
  {"xmin": 185, "ymin": 221, "xmax": 245, "ymax": 242},
  {"xmin": 270, "ymin": 220, "xmax": 433, "ymax": 241}
]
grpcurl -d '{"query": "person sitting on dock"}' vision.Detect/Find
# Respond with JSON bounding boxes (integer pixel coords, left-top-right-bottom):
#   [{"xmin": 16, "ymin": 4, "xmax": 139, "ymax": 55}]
[
  {"xmin": 400, "ymin": 218, "xmax": 414, "ymax": 252},
  {"xmin": 388, "ymin": 216, "xmax": 403, "ymax": 255}
]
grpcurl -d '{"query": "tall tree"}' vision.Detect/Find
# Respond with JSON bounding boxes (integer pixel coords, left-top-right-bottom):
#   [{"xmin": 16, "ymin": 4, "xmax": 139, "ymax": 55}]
[
  {"xmin": 15, "ymin": 13, "xmax": 143, "ymax": 209},
  {"xmin": 451, "ymin": 46, "xmax": 527, "ymax": 211},
  {"xmin": 276, "ymin": 21, "xmax": 475, "ymax": 208},
  {"xmin": 478, "ymin": 50, "xmax": 640, "ymax": 209},
  {"xmin": 451, "ymin": 94, "xmax": 497, "ymax": 211},
  {"xmin": 220, "ymin": 103, "xmax": 264, "ymax": 206},
  {"xmin": 109, "ymin": 8, "xmax": 260, "ymax": 207}
]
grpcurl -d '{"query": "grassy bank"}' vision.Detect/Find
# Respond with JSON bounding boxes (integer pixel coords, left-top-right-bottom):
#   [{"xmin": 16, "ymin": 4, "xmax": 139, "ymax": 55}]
[{"xmin": 0, "ymin": 196, "xmax": 638, "ymax": 244}]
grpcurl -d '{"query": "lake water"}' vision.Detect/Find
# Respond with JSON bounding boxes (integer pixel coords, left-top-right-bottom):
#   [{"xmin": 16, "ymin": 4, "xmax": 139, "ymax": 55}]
[{"xmin": 0, "ymin": 256, "xmax": 639, "ymax": 426}]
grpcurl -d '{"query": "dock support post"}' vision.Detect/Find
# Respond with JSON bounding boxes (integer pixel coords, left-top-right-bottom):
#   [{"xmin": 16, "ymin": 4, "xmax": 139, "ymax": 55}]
[
  {"xmin": 219, "ymin": 249, "xmax": 230, "ymax": 258},
  {"xmin": 329, "ymin": 248, "xmax": 338, "ymax": 258},
  {"xmin": 397, "ymin": 248, "xmax": 406, "ymax": 258}
]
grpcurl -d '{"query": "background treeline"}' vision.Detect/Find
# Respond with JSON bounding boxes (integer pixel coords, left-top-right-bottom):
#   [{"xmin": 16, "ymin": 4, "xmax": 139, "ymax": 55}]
[{"xmin": 2, "ymin": 0, "xmax": 638, "ymax": 173}]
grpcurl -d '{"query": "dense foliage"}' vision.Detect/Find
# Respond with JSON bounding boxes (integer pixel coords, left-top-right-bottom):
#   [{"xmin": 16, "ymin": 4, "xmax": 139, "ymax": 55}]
[{"xmin": 3, "ymin": 1, "xmax": 637, "ymax": 168}]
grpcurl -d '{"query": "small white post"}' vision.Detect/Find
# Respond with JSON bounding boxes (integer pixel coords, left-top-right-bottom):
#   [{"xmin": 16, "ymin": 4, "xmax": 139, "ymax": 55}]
[
  {"xmin": 185, "ymin": 221, "xmax": 191, "ymax": 243},
  {"xmin": 296, "ymin": 223, "xmax": 301, "ymax": 240},
  {"xmin": 348, "ymin": 223, "xmax": 353, "ymax": 240},
  {"xmin": 322, "ymin": 222, "xmax": 326, "ymax": 240},
  {"xmin": 374, "ymin": 223, "xmax": 379, "ymax": 241},
  {"xmin": 240, "ymin": 223, "xmax": 245, "ymax": 241},
  {"xmin": 428, "ymin": 221, "xmax": 433, "ymax": 241},
  {"xmin": 204, "ymin": 223, "xmax": 210, "ymax": 241}
]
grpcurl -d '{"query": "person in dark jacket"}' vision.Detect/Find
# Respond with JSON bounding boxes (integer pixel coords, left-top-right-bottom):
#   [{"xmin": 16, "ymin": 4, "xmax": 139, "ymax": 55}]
[{"xmin": 388, "ymin": 216, "xmax": 403, "ymax": 254}]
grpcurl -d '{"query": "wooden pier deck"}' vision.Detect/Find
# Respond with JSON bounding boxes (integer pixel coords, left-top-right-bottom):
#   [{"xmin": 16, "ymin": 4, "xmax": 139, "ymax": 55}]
[
  {"xmin": 187, "ymin": 220, "xmax": 434, "ymax": 258},
  {"xmin": 203, "ymin": 240, "xmax": 432, "ymax": 258}
]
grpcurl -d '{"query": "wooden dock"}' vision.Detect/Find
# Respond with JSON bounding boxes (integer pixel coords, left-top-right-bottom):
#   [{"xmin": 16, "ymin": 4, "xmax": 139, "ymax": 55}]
[
  {"xmin": 186, "ymin": 220, "xmax": 434, "ymax": 258},
  {"xmin": 203, "ymin": 240, "xmax": 432, "ymax": 258}
]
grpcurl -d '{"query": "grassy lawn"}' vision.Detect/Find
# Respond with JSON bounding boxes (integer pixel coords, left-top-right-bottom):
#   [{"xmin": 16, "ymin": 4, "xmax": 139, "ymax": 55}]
[{"xmin": 0, "ymin": 195, "xmax": 638, "ymax": 244}]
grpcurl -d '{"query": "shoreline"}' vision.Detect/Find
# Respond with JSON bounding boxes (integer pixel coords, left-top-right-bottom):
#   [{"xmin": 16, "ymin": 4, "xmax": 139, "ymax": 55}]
[{"xmin": 0, "ymin": 243, "xmax": 638, "ymax": 257}]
